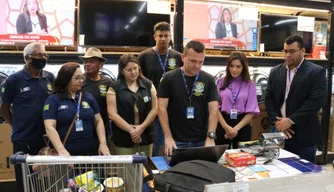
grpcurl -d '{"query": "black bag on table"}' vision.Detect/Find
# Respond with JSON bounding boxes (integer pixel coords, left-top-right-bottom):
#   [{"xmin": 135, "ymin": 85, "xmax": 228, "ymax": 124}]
[{"xmin": 154, "ymin": 160, "xmax": 235, "ymax": 192}]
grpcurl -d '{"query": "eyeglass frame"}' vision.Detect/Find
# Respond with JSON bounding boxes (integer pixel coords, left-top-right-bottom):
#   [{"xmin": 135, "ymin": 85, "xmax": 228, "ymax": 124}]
[
  {"xmin": 282, "ymin": 48, "xmax": 301, "ymax": 55},
  {"xmin": 27, "ymin": 53, "xmax": 49, "ymax": 59},
  {"xmin": 72, "ymin": 75, "xmax": 86, "ymax": 81}
]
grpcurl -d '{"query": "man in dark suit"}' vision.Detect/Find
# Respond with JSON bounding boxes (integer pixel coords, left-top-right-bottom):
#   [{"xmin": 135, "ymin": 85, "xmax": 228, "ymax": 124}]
[{"xmin": 265, "ymin": 35, "xmax": 327, "ymax": 163}]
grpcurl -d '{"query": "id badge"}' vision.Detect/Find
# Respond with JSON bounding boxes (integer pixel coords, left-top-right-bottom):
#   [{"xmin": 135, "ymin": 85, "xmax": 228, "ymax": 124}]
[
  {"xmin": 75, "ymin": 119, "xmax": 83, "ymax": 132},
  {"xmin": 230, "ymin": 109, "xmax": 238, "ymax": 119},
  {"xmin": 186, "ymin": 107, "xmax": 195, "ymax": 119}
]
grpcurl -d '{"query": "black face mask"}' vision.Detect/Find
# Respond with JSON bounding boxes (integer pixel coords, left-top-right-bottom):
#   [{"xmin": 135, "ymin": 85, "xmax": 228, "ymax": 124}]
[{"xmin": 30, "ymin": 58, "xmax": 47, "ymax": 69}]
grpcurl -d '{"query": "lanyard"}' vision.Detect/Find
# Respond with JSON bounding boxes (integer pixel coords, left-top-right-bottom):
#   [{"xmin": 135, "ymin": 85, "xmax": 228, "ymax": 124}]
[
  {"xmin": 181, "ymin": 68, "xmax": 199, "ymax": 107},
  {"xmin": 153, "ymin": 47, "xmax": 170, "ymax": 77},
  {"xmin": 229, "ymin": 81, "xmax": 242, "ymax": 108},
  {"xmin": 73, "ymin": 93, "xmax": 81, "ymax": 120}
]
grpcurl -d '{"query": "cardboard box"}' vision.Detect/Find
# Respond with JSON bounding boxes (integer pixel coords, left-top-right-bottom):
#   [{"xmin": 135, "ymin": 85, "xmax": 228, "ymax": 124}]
[
  {"xmin": 328, "ymin": 118, "xmax": 334, "ymax": 152},
  {"xmin": 251, "ymin": 112, "xmax": 270, "ymax": 140},
  {"xmin": 225, "ymin": 152, "xmax": 256, "ymax": 167},
  {"xmin": 0, "ymin": 124, "xmax": 15, "ymax": 181}
]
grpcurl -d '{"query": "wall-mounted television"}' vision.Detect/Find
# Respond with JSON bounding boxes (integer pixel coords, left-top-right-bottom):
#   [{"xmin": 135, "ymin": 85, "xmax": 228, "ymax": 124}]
[
  {"xmin": 260, "ymin": 14, "xmax": 313, "ymax": 53},
  {"xmin": 184, "ymin": 1, "xmax": 258, "ymax": 51},
  {"xmin": 0, "ymin": 0, "xmax": 75, "ymax": 45},
  {"xmin": 79, "ymin": 0, "xmax": 170, "ymax": 47}
]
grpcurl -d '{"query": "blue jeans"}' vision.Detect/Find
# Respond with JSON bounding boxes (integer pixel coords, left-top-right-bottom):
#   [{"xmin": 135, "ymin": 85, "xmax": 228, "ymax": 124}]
[
  {"xmin": 175, "ymin": 141, "xmax": 205, "ymax": 149},
  {"xmin": 152, "ymin": 117, "xmax": 165, "ymax": 156}
]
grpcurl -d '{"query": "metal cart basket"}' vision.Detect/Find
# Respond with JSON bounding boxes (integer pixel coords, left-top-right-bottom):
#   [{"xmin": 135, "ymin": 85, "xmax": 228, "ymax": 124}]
[{"xmin": 11, "ymin": 153, "xmax": 147, "ymax": 192}]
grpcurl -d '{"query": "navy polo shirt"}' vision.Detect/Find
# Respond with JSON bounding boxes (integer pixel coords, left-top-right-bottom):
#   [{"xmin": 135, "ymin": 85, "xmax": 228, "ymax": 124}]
[
  {"xmin": 1, "ymin": 66, "xmax": 54, "ymax": 146},
  {"xmin": 43, "ymin": 92, "xmax": 99, "ymax": 154}
]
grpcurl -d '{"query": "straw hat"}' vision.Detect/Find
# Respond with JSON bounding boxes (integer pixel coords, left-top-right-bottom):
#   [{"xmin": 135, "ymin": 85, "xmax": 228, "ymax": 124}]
[{"xmin": 79, "ymin": 47, "xmax": 107, "ymax": 63}]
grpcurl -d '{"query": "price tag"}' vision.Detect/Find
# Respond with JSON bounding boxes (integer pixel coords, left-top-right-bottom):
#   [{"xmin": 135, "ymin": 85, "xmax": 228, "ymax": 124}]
[
  {"xmin": 204, "ymin": 184, "xmax": 224, "ymax": 192},
  {"xmin": 232, "ymin": 183, "xmax": 249, "ymax": 192}
]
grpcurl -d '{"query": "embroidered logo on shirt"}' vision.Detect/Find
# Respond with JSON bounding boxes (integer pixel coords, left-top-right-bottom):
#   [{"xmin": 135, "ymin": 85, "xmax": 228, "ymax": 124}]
[
  {"xmin": 99, "ymin": 85, "xmax": 107, "ymax": 97},
  {"xmin": 58, "ymin": 105, "xmax": 68, "ymax": 110},
  {"xmin": 43, "ymin": 104, "xmax": 49, "ymax": 111},
  {"xmin": 193, "ymin": 82, "xmax": 205, "ymax": 96},
  {"xmin": 143, "ymin": 96, "xmax": 151, "ymax": 103},
  {"xmin": 168, "ymin": 58, "xmax": 176, "ymax": 70},
  {"xmin": 47, "ymin": 83, "xmax": 52, "ymax": 92},
  {"xmin": 81, "ymin": 101, "xmax": 90, "ymax": 108},
  {"xmin": 20, "ymin": 86, "xmax": 31, "ymax": 92}
]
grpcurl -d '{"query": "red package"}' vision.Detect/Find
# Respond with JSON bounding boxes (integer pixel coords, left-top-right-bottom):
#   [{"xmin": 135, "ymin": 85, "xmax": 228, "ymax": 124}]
[{"xmin": 225, "ymin": 152, "xmax": 256, "ymax": 167}]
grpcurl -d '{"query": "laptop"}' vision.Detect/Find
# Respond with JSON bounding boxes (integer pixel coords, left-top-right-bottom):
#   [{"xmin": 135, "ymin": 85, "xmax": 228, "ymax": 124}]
[{"xmin": 164, "ymin": 145, "xmax": 228, "ymax": 166}]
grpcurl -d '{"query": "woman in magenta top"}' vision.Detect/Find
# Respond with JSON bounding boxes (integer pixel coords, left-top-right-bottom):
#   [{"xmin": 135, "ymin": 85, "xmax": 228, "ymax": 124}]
[{"xmin": 216, "ymin": 52, "xmax": 259, "ymax": 149}]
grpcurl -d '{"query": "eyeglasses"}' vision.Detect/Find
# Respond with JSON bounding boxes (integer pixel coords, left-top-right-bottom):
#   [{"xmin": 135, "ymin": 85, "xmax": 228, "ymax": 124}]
[
  {"xmin": 282, "ymin": 49, "xmax": 301, "ymax": 55},
  {"xmin": 29, "ymin": 53, "xmax": 49, "ymax": 59},
  {"xmin": 123, "ymin": 67, "xmax": 139, "ymax": 73},
  {"xmin": 72, "ymin": 75, "xmax": 86, "ymax": 81},
  {"xmin": 156, "ymin": 34, "xmax": 170, "ymax": 39}
]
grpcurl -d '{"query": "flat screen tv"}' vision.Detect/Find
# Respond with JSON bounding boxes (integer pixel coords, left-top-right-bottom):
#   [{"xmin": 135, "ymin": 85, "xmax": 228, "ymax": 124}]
[
  {"xmin": 79, "ymin": 0, "xmax": 170, "ymax": 47},
  {"xmin": 260, "ymin": 14, "xmax": 313, "ymax": 53},
  {"xmin": 184, "ymin": 1, "xmax": 258, "ymax": 51},
  {"xmin": 0, "ymin": 0, "xmax": 75, "ymax": 45}
]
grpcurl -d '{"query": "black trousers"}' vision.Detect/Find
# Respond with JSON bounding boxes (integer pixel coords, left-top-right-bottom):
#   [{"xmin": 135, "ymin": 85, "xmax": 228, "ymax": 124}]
[
  {"xmin": 215, "ymin": 113, "xmax": 252, "ymax": 149},
  {"xmin": 13, "ymin": 143, "xmax": 43, "ymax": 192}
]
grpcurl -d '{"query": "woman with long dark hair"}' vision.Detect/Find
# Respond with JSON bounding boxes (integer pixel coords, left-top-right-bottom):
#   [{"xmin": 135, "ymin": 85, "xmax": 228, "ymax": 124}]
[
  {"xmin": 216, "ymin": 52, "xmax": 259, "ymax": 149},
  {"xmin": 16, "ymin": 0, "xmax": 48, "ymax": 34},
  {"xmin": 215, "ymin": 8, "xmax": 238, "ymax": 39}
]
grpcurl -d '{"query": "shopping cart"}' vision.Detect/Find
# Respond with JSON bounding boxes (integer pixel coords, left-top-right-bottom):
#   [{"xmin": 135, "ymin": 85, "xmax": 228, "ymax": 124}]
[{"xmin": 11, "ymin": 152, "xmax": 147, "ymax": 192}]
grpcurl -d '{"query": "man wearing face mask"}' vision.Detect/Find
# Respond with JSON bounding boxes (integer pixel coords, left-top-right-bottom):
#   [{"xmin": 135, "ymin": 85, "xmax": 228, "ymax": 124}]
[{"xmin": 0, "ymin": 42, "xmax": 54, "ymax": 192}]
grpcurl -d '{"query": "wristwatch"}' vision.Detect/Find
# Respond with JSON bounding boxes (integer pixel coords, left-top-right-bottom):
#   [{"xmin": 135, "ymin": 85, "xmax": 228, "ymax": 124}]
[{"xmin": 207, "ymin": 132, "xmax": 217, "ymax": 139}]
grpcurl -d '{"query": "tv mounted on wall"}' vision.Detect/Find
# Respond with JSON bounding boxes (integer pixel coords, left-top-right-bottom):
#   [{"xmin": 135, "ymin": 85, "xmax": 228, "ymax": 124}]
[
  {"xmin": 183, "ymin": 1, "xmax": 258, "ymax": 51},
  {"xmin": 0, "ymin": 0, "xmax": 75, "ymax": 46},
  {"xmin": 260, "ymin": 14, "xmax": 313, "ymax": 53},
  {"xmin": 79, "ymin": 0, "xmax": 170, "ymax": 47}
]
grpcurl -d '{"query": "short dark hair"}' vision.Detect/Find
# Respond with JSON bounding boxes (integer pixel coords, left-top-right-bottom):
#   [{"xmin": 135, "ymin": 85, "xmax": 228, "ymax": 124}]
[
  {"xmin": 285, "ymin": 35, "xmax": 304, "ymax": 49},
  {"xmin": 53, "ymin": 62, "xmax": 81, "ymax": 98},
  {"xmin": 183, "ymin": 40, "xmax": 205, "ymax": 56},
  {"xmin": 117, "ymin": 54, "xmax": 144, "ymax": 79},
  {"xmin": 154, "ymin": 21, "xmax": 170, "ymax": 33},
  {"xmin": 221, "ymin": 51, "xmax": 251, "ymax": 90}
]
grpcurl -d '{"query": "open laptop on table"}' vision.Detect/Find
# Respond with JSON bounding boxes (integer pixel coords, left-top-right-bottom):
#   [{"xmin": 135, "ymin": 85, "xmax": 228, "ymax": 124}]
[{"xmin": 164, "ymin": 144, "xmax": 228, "ymax": 166}]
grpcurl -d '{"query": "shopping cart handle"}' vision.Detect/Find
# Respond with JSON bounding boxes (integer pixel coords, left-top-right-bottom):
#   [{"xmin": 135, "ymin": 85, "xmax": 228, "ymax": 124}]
[
  {"xmin": 133, "ymin": 154, "xmax": 148, "ymax": 164},
  {"xmin": 10, "ymin": 152, "xmax": 28, "ymax": 164}
]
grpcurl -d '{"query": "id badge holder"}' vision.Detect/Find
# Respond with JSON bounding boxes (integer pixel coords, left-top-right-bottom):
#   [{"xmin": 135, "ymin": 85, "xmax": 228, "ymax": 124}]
[
  {"xmin": 75, "ymin": 119, "xmax": 84, "ymax": 132},
  {"xmin": 230, "ymin": 109, "xmax": 238, "ymax": 119},
  {"xmin": 186, "ymin": 107, "xmax": 195, "ymax": 119}
]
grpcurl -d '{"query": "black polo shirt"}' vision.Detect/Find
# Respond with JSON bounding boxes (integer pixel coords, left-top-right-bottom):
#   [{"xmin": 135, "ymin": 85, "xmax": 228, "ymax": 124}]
[
  {"xmin": 82, "ymin": 75, "xmax": 112, "ymax": 134},
  {"xmin": 138, "ymin": 48, "xmax": 183, "ymax": 90},
  {"xmin": 1, "ymin": 66, "xmax": 54, "ymax": 145},
  {"xmin": 158, "ymin": 68, "xmax": 219, "ymax": 142},
  {"xmin": 108, "ymin": 77, "xmax": 154, "ymax": 147}
]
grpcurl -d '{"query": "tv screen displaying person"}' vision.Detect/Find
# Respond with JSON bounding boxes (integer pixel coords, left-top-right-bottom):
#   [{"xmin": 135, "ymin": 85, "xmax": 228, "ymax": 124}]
[
  {"xmin": 215, "ymin": 8, "xmax": 237, "ymax": 39},
  {"xmin": 16, "ymin": 0, "xmax": 48, "ymax": 34}
]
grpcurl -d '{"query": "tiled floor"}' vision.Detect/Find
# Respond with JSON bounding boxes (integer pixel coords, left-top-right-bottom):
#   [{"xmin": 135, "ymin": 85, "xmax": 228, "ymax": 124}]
[{"xmin": 322, "ymin": 162, "xmax": 334, "ymax": 171}]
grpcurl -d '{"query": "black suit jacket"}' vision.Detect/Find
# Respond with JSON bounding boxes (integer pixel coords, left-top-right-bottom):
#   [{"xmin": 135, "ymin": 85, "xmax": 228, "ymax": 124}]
[
  {"xmin": 16, "ymin": 13, "xmax": 48, "ymax": 34},
  {"xmin": 265, "ymin": 59, "xmax": 327, "ymax": 147},
  {"xmin": 215, "ymin": 22, "xmax": 237, "ymax": 39}
]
